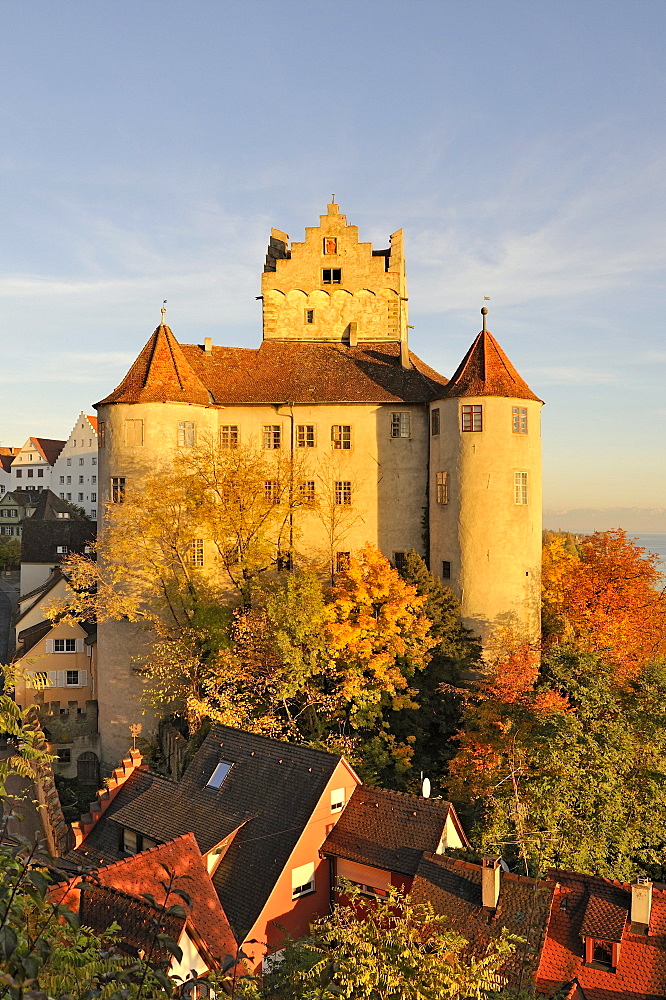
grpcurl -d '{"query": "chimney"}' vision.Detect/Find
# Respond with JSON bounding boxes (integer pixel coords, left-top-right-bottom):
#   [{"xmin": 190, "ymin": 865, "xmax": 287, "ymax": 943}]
[
  {"xmin": 204, "ymin": 337, "xmax": 213, "ymax": 356},
  {"xmin": 481, "ymin": 856, "xmax": 501, "ymax": 910},
  {"xmin": 631, "ymin": 877, "xmax": 652, "ymax": 933}
]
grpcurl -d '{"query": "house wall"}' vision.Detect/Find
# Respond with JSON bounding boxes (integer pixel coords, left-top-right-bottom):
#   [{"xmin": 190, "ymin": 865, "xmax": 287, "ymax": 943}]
[
  {"xmin": 21, "ymin": 562, "xmax": 58, "ymax": 595},
  {"xmin": 11, "ymin": 439, "xmax": 58, "ymax": 491},
  {"xmin": 242, "ymin": 759, "xmax": 359, "ymax": 970},
  {"xmin": 170, "ymin": 928, "xmax": 209, "ymax": 982},
  {"xmin": 14, "ymin": 620, "xmax": 93, "ymax": 712},
  {"xmin": 429, "ymin": 394, "xmax": 543, "ymax": 642},
  {"xmin": 52, "ymin": 413, "xmax": 99, "ymax": 520}
]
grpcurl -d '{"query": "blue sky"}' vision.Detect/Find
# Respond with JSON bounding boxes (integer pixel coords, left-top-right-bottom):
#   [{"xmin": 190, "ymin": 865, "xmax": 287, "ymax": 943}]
[{"xmin": 1, "ymin": 0, "xmax": 665, "ymax": 512}]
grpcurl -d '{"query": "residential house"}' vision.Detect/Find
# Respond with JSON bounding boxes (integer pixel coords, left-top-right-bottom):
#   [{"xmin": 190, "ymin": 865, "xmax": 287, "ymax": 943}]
[
  {"xmin": 11, "ymin": 437, "xmax": 65, "ymax": 491},
  {"xmin": 0, "ymin": 446, "xmax": 19, "ymax": 496},
  {"xmin": 19, "ymin": 488, "xmax": 96, "ymax": 594},
  {"xmin": 0, "ymin": 489, "xmax": 41, "ymax": 540},
  {"xmin": 52, "ymin": 412, "xmax": 99, "ymax": 520}
]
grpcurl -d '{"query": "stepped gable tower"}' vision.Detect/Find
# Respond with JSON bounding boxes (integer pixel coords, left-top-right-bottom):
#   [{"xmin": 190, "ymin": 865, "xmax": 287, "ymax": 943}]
[{"xmin": 429, "ymin": 308, "xmax": 543, "ymax": 642}]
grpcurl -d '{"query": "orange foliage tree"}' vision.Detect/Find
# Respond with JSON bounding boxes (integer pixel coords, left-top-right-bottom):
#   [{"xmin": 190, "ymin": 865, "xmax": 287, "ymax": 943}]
[{"xmin": 542, "ymin": 529, "xmax": 666, "ymax": 679}]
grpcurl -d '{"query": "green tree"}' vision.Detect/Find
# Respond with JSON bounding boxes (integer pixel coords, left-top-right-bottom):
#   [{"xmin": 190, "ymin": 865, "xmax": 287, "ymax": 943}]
[{"xmin": 0, "ymin": 537, "xmax": 20, "ymax": 572}]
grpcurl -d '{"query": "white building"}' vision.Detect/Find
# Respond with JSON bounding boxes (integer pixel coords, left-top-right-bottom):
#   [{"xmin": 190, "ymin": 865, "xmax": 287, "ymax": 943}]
[
  {"xmin": 11, "ymin": 438, "xmax": 65, "ymax": 492},
  {"xmin": 51, "ymin": 413, "xmax": 99, "ymax": 520},
  {"xmin": 0, "ymin": 448, "xmax": 19, "ymax": 496}
]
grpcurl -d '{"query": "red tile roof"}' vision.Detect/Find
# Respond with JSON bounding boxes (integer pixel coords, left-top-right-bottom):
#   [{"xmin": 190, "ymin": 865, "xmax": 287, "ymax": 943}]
[
  {"xmin": 537, "ymin": 869, "xmax": 666, "ymax": 1000},
  {"xmin": 29, "ymin": 437, "xmax": 66, "ymax": 465},
  {"xmin": 92, "ymin": 833, "xmax": 237, "ymax": 964},
  {"xmin": 86, "ymin": 414, "xmax": 98, "ymax": 432},
  {"xmin": 443, "ymin": 330, "xmax": 542, "ymax": 402},
  {"xmin": 97, "ymin": 328, "xmax": 449, "ymax": 407},
  {"xmin": 0, "ymin": 449, "xmax": 18, "ymax": 474}
]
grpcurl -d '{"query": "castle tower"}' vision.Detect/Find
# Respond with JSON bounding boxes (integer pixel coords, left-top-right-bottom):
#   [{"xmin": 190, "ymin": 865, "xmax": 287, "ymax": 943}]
[{"xmin": 429, "ymin": 309, "xmax": 543, "ymax": 643}]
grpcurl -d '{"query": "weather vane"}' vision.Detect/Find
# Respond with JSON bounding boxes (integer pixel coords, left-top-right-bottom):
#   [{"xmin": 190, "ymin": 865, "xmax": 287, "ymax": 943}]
[{"xmin": 161, "ymin": 299, "xmax": 167, "ymax": 324}]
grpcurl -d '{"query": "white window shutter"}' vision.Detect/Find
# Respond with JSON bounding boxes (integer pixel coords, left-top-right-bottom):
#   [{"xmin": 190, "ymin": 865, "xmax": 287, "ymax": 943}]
[
  {"xmin": 75, "ymin": 639, "xmax": 85, "ymax": 653},
  {"xmin": 86, "ymin": 644, "xmax": 92, "ymax": 658},
  {"xmin": 291, "ymin": 862, "xmax": 315, "ymax": 890},
  {"xmin": 47, "ymin": 671, "xmax": 58, "ymax": 685},
  {"xmin": 78, "ymin": 670, "xmax": 87, "ymax": 687},
  {"xmin": 45, "ymin": 639, "xmax": 54, "ymax": 653},
  {"xmin": 56, "ymin": 671, "xmax": 66, "ymax": 688}
]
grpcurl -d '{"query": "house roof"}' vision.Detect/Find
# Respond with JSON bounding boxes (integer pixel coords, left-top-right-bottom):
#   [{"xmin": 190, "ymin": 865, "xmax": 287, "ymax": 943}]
[
  {"xmin": 17, "ymin": 568, "xmax": 64, "ymax": 615},
  {"xmin": 1, "ymin": 489, "xmax": 41, "ymax": 508},
  {"xmin": 28, "ymin": 438, "xmax": 67, "ymax": 465},
  {"xmin": 411, "ymin": 853, "xmax": 555, "ymax": 991},
  {"xmin": 0, "ymin": 448, "xmax": 18, "ymax": 474},
  {"xmin": 86, "ymin": 414, "xmax": 98, "ymax": 432},
  {"xmin": 14, "ymin": 620, "xmax": 52, "ymax": 657},
  {"xmin": 442, "ymin": 329, "xmax": 542, "ymax": 402},
  {"xmin": 96, "ymin": 326, "xmax": 449, "ymax": 408},
  {"xmin": 86, "ymin": 833, "xmax": 237, "ymax": 964},
  {"xmin": 20, "ymin": 492, "xmax": 96, "ymax": 564},
  {"xmin": 537, "ymin": 869, "xmax": 666, "ymax": 1000},
  {"xmin": 322, "ymin": 785, "xmax": 465, "ymax": 877},
  {"xmin": 67, "ymin": 724, "xmax": 346, "ymax": 942}
]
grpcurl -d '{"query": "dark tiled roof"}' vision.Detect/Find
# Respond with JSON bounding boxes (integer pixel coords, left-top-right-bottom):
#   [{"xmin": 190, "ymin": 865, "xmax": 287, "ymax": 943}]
[
  {"xmin": 411, "ymin": 853, "xmax": 555, "ymax": 991},
  {"xmin": 2, "ymin": 490, "xmax": 41, "ymax": 508},
  {"xmin": 322, "ymin": 785, "xmax": 464, "ymax": 877},
  {"xmin": 68, "ymin": 725, "xmax": 344, "ymax": 942},
  {"xmin": 15, "ymin": 620, "xmax": 52, "ymax": 656},
  {"xmin": 31, "ymin": 438, "xmax": 66, "ymax": 465},
  {"xmin": 443, "ymin": 329, "xmax": 542, "ymax": 402},
  {"xmin": 80, "ymin": 883, "xmax": 184, "ymax": 960},
  {"xmin": 97, "ymin": 328, "xmax": 449, "ymax": 407},
  {"xmin": 0, "ymin": 448, "xmax": 18, "ymax": 474},
  {"xmin": 29, "ymin": 490, "xmax": 88, "ymax": 522},
  {"xmin": 21, "ymin": 494, "xmax": 95, "ymax": 564},
  {"xmin": 537, "ymin": 869, "xmax": 666, "ymax": 1000}
]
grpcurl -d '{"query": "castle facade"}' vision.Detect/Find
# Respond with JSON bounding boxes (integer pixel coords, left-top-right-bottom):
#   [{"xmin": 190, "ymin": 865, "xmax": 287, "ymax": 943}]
[{"xmin": 94, "ymin": 203, "xmax": 543, "ymax": 766}]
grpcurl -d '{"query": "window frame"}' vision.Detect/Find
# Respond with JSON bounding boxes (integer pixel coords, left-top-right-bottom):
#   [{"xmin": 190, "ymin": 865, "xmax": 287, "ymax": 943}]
[
  {"xmin": 334, "ymin": 481, "xmax": 352, "ymax": 506},
  {"xmin": 331, "ymin": 425, "xmax": 351, "ymax": 450},
  {"xmin": 322, "ymin": 268, "xmax": 342, "ymax": 284},
  {"xmin": 296, "ymin": 424, "xmax": 316, "ymax": 448},
  {"xmin": 262, "ymin": 425, "xmax": 282, "ymax": 450},
  {"xmin": 461, "ymin": 404, "xmax": 483, "ymax": 432},
  {"xmin": 111, "ymin": 477, "xmax": 126, "ymax": 504},
  {"xmin": 220, "ymin": 425, "xmax": 239, "ymax": 449},
  {"xmin": 514, "ymin": 471, "xmax": 528, "ymax": 505},
  {"xmin": 177, "ymin": 421, "xmax": 196, "ymax": 448},
  {"xmin": 390, "ymin": 412, "xmax": 411, "ymax": 439},
  {"xmin": 442, "ymin": 561, "xmax": 451, "ymax": 580},
  {"xmin": 512, "ymin": 406, "xmax": 528, "ymax": 434},
  {"xmin": 436, "ymin": 471, "xmax": 449, "ymax": 505},
  {"xmin": 190, "ymin": 539, "xmax": 204, "ymax": 567}
]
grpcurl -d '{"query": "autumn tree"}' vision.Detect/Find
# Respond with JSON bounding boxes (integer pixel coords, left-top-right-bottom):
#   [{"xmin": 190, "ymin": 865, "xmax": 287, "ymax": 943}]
[{"xmin": 542, "ymin": 529, "xmax": 666, "ymax": 679}]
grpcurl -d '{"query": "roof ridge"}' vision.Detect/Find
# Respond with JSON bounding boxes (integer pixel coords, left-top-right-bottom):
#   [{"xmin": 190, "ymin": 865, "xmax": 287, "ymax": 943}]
[{"xmin": 96, "ymin": 831, "xmax": 201, "ymax": 875}]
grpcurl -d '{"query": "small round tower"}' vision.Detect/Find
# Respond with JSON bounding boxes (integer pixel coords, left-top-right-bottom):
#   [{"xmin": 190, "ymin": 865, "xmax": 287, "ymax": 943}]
[{"xmin": 429, "ymin": 309, "xmax": 543, "ymax": 643}]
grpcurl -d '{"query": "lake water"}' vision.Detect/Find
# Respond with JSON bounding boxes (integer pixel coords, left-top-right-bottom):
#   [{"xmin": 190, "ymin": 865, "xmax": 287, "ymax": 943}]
[{"xmin": 633, "ymin": 533, "xmax": 666, "ymax": 575}]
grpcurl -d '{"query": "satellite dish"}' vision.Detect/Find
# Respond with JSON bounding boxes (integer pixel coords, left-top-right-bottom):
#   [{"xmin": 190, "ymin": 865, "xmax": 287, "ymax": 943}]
[{"xmin": 422, "ymin": 777, "xmax": 431, "ymax": 798}]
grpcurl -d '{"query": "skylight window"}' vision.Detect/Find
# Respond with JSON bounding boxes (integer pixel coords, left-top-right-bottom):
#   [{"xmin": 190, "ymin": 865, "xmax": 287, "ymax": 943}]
[{"xmin": 206, "ymin": 760, "xmax": 233, "ymax": 790}]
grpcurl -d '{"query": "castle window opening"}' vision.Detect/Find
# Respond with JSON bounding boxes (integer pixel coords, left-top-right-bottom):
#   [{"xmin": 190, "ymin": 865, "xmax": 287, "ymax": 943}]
[
  {"xmin": 393, "ymin": 552, "xmax": 406, "ymax": 573},
  {"xmin": 334, "ymin": 481, "xmax": 352, "ymax": 506},
  {"xmin": 265, "ymin": 479, "xmax": 281, "ymax": 504},
  {"xmin": 436, "ymin": 471, "xmax": 449, "ymax": 504},
  {"xmin": 390, "ymin": 412, "xmax": 411, "ymax": 438},
  {"xmin": 111, "ymin": 477, "xmax": 126, "ymax": 503},
  {"xmin": 191, "ymin": 539, "xmax": 204, "ymax": 567},
  {"xmin": 57, "ymin": 748, "xmax": 71, "ymax": 763},
  {"xmin": 323, "ymin": 238, "xmax": 337, "ymax": 254},
  {"xmin": 220, "ymin": 425, "xmax": 239, "ymax": 449},
  {"xmin": 125, "ymin": 418, "xmax": 144, "ymax": 446},
  {"xmin": 514, "ymin": 472, "xmax": 528, "ymax": 505},
  {"xmin": 331, "ymin": 424, "xmax": 351, "ymax": 450},
  {"xmin": 98, "ymin": 422, "xmax": 106, "ymax": 447},
  {"xmin": 442, "ymin": 561, "xmax": 451, "ymax": 579},
  {"xmin": 336, "ymin": 552, "xmax": 350, "ymax": 573},
  {"xmin": 262, "ymin": 425, "xmax": 281, "ymax": 449},
  {"xmin": 178, "ymin": 421, "xmax": 196, "ymax": 447},
  {"xmin": 512, "ymin": 406, "xmax": 528, "ymax": 434},
  {"xmin": 461, "ymin": 405, "xmax": 483, "ymax": 432},
  {"xmin": 305, "ymin": 309, "xmax": 315, "ymax": 324},
  {"xmin": 322, "ymin": 268, "xmax": 342, "ymax": 284},
  {"xmin": 297, "ymin": 424, "xmax": 316, "ymax": 448}
]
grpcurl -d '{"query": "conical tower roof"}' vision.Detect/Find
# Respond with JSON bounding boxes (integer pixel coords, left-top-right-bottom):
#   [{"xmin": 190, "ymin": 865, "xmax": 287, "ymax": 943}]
[
  {"xmin": 97, "ymin": 324, "xmax": 210, "ymax": 406},
  {"xmin": 444, "ymin": 326, "xmax": 542, "ymax": 402}
]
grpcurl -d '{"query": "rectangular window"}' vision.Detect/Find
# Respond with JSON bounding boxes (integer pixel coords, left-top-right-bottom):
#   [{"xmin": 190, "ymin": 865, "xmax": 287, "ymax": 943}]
[
  {"xmin": 514, "ymin": 472, "xmax": 528, "ymax": 505},
  {"xmin": 59, "ymin": 476, "xmax": 65, "ymax": 484},
  {"xmin": 390, "ymin": 412, "xmax": 411, "ymax": 438},
  {"xmin": 78, "ymin": 493, "xmax": 84, "ymax": 501},
  {"xmin": 90, "ymin": 492, "xmax": 96, "ymax": 502},
  {"xmin": 177, "ymin": 421, "xmax": 195, "ymax": 447},
  {"xmin": 66, "ymin": 493, "xmax": 71, "ymax": 500},
  {"xmin": 331, "ymin": 425, "xmax": 351, "ymax": 450},
  {"xmin": 67, "ymin": 458, "xmax": 72, "ymax": 466},
  {"xmin": 264, "ymin": 480, "xmax": 280, "ymax": 504},
  {"xmin": 66, "ymin": 476, "xmax": 71, "ymax": 484},
  {"xmin": 27, "ymin": 469, "xmax": 33, "ymax": 478},
  {"xmin": 54, "ymin": 639, "xmax": 76, "ymax": 653},
  {"xmin": 91, "ymin": 476, "xmax": 96, "ymax": 484},
  {"xmin": 262, "ymin": 425, "xmax": 281, "ymax": 450},
  {"xmin": 92, "ymin": 457, "xmax": 97, "ymax": 466},
  {"xmin": 462, "ymin": 404, "xmax": 483, "ymax": 432},
  {"xmin": 512, "ymin": 406, "xmax": 528, "ymax": 434},
  {"xmin": 393, "ymin": 552, "xmax": 406, "ymax": 573},
  {"xmin": 330, "ymin": 788, "xmax": 345, "ymax": 812},
  {"xmin": 442, "ymin": 561, "xmax": 451, "ymax": 579},
  {"xmin": 15, "ymin": 469, "xmax": 21, "ymax": 478},
  {"xmin": 220, "ymin": 425, "xmax": 239, "ymax": 449},
  {"xmin": 191, "ymin": 539, "xmax": 204, "ymax": 567},
  {"xmin": 334, "ymin": 481, "xmax": 352, "ymax": 505},
  {"xmin": 206, "ymin": 760, "xmax": 233, "ymax": 789},
  {"xmin": 111, "ymin": 477, "xmax": 126, "ymax": 504},
  {"xmin": 323, "ymin": 237, "xmax": 337, "ymax": 254},
  {"xmin": 66, "ymin": 670, "xmax": 79, "ymax": 686},
  {"xmin": 91, "ymin": 510, "xmax": 96, "ymax": 519},
  {"xmin": 37, "ymin": 468, "xmax": 43, "ymax": 478},
  {"xmin": 78, "ymin": 476, "xmax": 84, "ymax": 484},
  {"xmin": 296, "ymin": 425, "xmax": 316, "ymax": 448},
  {"xmin": 299, "ymin": 480, "xmax": 316, "ymax": 504},
  {"xmin": 0, "ymin": 526, "xmax": 13, "ymax": 535},
  {"xmin": 125, "ymin": 419, "xmax": 144, "ymax": 446},
  {"xmin": 436, "ymin": 471, "xmax": 449, "ymax": 505},
  {"xmin": 79, "ymin": 457, "xmax": 85, "ymax": 466},
  {"xmin": 56, "ymin": 545, "xmax": 68, "ymax": 554},
  {"xmin": 122, "ymin": 828, "xmax": 138, "ymax": 855},
  {"xmin": 322, "ymin": 268, "xmax": 342, "ymax": 284},
  {"xmin": 291, "ymin": 862, "xmax": 316, "ymax": 899},
  {"xmin": 305, "ymin": 309, "xmax": 315, "ymax": 324},
  {"xmin": 336, "ymin": 552, "xmax": 350, "ymax": 574},
  {"xmin": 57, "ymin": 748, "xmax": 71, "ymax": 763}
]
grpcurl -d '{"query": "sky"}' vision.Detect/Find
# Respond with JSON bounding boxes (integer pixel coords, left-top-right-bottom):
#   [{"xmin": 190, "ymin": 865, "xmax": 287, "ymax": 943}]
[{"xmin": 1, "ymin": 0, "xmax": 665, "ymax": 515}]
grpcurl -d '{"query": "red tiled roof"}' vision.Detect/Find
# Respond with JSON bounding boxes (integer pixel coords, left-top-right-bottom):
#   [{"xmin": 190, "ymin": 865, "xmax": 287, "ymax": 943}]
[
  {"xmin": 0, "ymin": 449, "xmax": 18, "ymax": 474},
  {"xmin": 30, "ymin": 438, "xmax": 66, "ymax": 465},
  {"xmin": 537, "ymin": 869, "xmax": 666, "ymax": 1000},
  {"xmin": 93, "ymin": 833, "xmax": 237, "ymax": 963},
  {"xmin": 443, "ymin": 330, "xmax": 542, "ymax": 402},
  {"xmin": 86, "ymin": 414, "xmax": 98, "ymax": 432},
  {"xmin": 97, "ymin": 325, "xmax": 211, "ymax": 406},
  {"xmin": 97, "ymin": 329, "xmax": 448, "ymax": 407},
  {"xmin": 411, "ymin": 854, "xmax": 555, "ymax": 991}
]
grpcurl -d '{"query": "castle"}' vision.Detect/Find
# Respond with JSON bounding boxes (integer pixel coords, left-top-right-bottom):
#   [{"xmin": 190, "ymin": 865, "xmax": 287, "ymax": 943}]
[{"xmin": 94, "ymin": 202, "xmax": 543, "ymax": 766}]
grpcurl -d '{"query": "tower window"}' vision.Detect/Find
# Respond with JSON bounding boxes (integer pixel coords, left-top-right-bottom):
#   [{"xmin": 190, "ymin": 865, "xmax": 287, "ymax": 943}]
[
  {"xmin": 265, "ymin": 480, "xmax": 281, "ymax": 504},
  {"xmin": 436, "ymin": 471, "xmax": 449, "ymax": 505},
  {"xmin": 431, "ymin": 408, "xmax": 440, "ymax": 436},
  {"xmin": 296, "ymin": 425, "xmax": 316, "ymax": 448},
  {"xmin": 331, "ymin": 425, "xmax": 351, "ymax": 450},
  {"xmin": 111, "ymin": 477, "xmax": 126, "ymax": 504},
  {"xmin": 334, "ymin": 481, "xmax": 352, "ymax": 506},
  {"xmin": 442, "ymin": 561, "xmax": 451, "ymax": 579},
  {"xmin": 191, "ymin": 539, "xmax": 204, "ymax": 567},
  {"xmin": 390, "ymin": 412, "xmax": 411, "ymax": 438},
  {"xmin": 322, "ymin": 268, "xmax": 342, "ymax": 284},
  {"xmin": 393, "ymin": 552, "xmax": 406, "ymax": 573},
  {"xmin": 512, "ymin": 407, "xmax": 528, "ymax": 434},
  {"xmin": 125, "ymin": 419, "xmax": 144, "ymax": 446},
  {"xmin": 323, "ymin": 238, "xmax": 337, "ymax": 254},
  {"xmin": 461, "ymin": 405, "xmax": 482, "ymax": 432},
  {"xmin": 514, "ymin": 472, "xmax": 528, "ymax": 505},
  {"xmin": 178, "ymin": 422, "xmax": 195, "ymax": 447},
  {"xmin": 262, "ymin": 425, "xmax": 281, "ymax": 450},
  {"xmin": 98, "ymin": 422, "xmax": 106, "ymax": 447},
  {"xmin": 305, "ymin": 309, "xmax": 315, "ymax": 324},
  {"xmin": 220, "ymin": 425, "xmax": 239, "ymax": 449}
]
